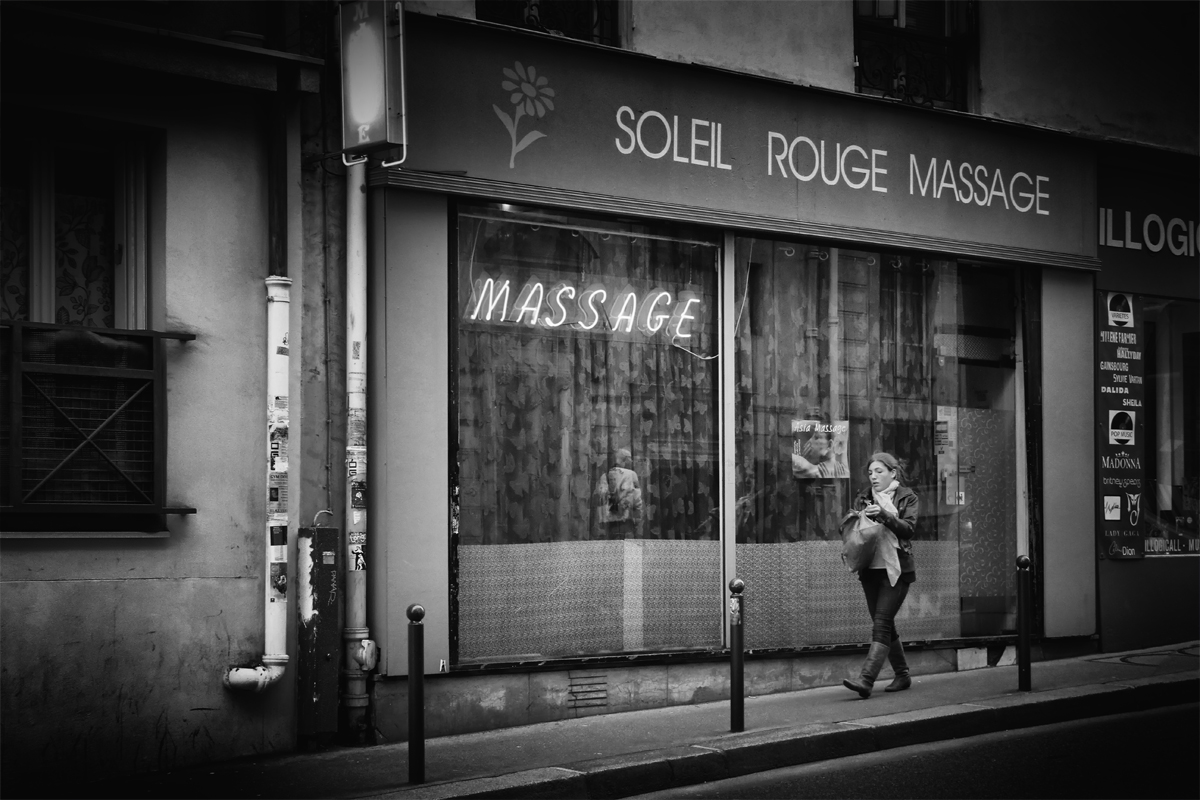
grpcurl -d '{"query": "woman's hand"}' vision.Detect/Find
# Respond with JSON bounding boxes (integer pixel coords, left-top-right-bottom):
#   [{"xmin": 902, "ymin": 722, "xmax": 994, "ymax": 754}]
[{"xmin": 863, "ymin": 504, "xmax": 882, "ymax": 519}]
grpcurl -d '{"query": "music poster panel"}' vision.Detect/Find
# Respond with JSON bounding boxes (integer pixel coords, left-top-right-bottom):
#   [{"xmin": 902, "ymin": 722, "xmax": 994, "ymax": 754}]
[{"xmin": 1095, "ymin": 290, "xmax": 1145, "ymax": 559}]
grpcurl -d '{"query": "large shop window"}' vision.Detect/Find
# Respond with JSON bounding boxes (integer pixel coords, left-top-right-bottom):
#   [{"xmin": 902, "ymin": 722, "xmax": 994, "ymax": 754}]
[
  {"xmin": 454, "ymin": 203, "xmax": 721, "ymax": 663},
  {"xmin": 734, "ymin": 239, "xmax": 1023, "ymax": 645},
  {"xmin": 1144, "ymin": 297, "xmax": 1199, "ymax": 542}
]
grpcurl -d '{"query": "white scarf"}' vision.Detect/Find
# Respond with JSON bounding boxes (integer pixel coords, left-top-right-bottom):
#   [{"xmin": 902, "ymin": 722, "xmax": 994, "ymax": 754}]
[
  {"xmin": 873, "ymin": 480, "xmax": 900, "ymax": 516},
  {"xmin": 867, "ymin": 480, "xmax": 902, "ymax": 585}
]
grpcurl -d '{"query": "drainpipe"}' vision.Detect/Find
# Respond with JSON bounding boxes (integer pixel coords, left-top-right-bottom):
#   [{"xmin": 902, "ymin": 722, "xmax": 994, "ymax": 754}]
[
  {"xmin": 343, "ymin": 159, "xmax": 377, "ymax": 738},
  {"xmin": 225, "ymin": 276, "xmax": 293, "ymax": 692}
]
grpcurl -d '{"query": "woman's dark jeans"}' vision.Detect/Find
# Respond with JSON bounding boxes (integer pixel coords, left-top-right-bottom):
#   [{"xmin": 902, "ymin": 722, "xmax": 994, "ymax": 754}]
[{"xmin": 859, "ymin": 569, "xmax": 911, "ymax": 646}]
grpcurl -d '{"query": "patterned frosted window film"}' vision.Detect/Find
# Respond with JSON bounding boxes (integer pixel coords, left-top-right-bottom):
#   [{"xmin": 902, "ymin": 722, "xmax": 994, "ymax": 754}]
[
  {"xmin": 0, "ymin": 162, "xmax": 30, "ymax": 321},
  {"xmin": 454, "ymin": 203, "xmax": 721, "ymax": 662},
  {"xmin": 54, "ymin": 149, "xmax": 116, "ymax": 327},
  {"xmin": 733, "ymin": 238, "xmax": 1020, "ymax": 645},
  {"xmin": 1, "ymin": 146, "xmax": 116, "ymax": 327}
]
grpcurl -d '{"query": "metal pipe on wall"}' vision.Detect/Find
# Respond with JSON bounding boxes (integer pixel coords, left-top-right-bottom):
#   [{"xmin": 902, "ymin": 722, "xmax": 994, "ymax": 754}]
[
  {"xmin": 342, "ymin": 159, "xmax": 376, "ymax": 739},
  {"xmin": 224, "ymin": 276, "xmax": 293, "ymax": 692}
]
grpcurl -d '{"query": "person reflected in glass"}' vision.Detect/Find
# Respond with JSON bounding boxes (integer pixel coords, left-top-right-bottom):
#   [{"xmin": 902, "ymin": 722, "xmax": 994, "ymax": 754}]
[
  {"xmin": 594, "ymin": 448, "xmax": 643, "ymax": 539},
  {"xmin": 792, "ymin": 429, "xmax": 850, "ymax": 479},
  {"xmin": 843, "ymin": 452, "xmax": 918, "ymax": 697}
]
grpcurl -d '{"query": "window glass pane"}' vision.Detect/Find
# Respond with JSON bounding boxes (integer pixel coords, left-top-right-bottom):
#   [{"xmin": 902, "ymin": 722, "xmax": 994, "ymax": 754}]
[
  {"xmin": 455, "ymin": 203, "xmax": 721, "ymax": 663},
  {"xmin": 55, "ymin": 147, "xmax": 115, "ymax": 328},
  {"xmin": 904, "ymin": 0, "xmax": 948, "ymax": 35},
  {"xmin": 1144, "ymin": 297, "xmax": 1200, "ymax": 540},
  {"xmin": 734, "ymin": 237, "xmax": 1020, "ymax": 647},
  {"xmin": 0, "ymin": 147, "xmax": 30, "ymax": 322}
]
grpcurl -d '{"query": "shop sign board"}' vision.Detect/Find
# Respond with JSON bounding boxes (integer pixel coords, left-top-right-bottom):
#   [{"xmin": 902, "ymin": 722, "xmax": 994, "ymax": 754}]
[
  {"xmin": 1095, "ymin": 290, "xmax": 1146, "ymax": 559},
  {"xmin": 1097, "ymin": 155, "xmax": 1199, "ymax": 299},
  {"xmin": 400, "ymin": 14, "xmax": 1096, "ymax": 262}
]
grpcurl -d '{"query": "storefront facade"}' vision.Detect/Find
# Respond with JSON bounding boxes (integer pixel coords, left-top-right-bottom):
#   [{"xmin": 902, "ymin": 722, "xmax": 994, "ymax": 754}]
[
  {"xmin": 1094, "ymin": 144, "xmax": 1199, "ymax": 652},
  {"xmin": 365, "ymin": 13, "xmax": 1103, "ymax": 737}
]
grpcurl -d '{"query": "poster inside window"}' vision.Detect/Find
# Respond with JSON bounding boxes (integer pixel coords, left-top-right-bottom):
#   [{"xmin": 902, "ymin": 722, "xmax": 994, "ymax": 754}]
[
  {"xmin": 453, "ymin": 203, "xmax": 721, "ymax": 663},
  {"xmin": 1098, "ymin": 292, "xmax": 1200, "ymax": 557}
]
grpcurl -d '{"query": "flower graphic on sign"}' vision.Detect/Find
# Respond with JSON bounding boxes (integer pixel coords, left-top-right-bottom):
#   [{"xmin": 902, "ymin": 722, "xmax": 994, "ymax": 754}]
[{"xmin": 493, "ymin": 61, "xmax": 556, "ymax": 168}]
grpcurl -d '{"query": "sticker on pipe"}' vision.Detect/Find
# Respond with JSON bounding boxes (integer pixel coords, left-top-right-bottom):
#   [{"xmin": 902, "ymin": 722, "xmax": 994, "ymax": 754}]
[{"xmin": 270, "ymin": 561, "xmax": 288, "ymax": 601}]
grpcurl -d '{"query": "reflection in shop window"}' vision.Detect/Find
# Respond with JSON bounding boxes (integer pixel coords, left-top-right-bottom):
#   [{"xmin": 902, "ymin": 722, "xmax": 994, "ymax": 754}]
[{"xmin": 453, "ymin": 203, "xmax": 721, "ymax": 664}]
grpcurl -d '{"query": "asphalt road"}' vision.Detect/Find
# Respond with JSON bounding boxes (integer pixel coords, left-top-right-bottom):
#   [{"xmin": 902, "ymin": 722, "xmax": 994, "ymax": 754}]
[{"xmin": 635, "ymin": 703, "xmax": 1200, "ymax": 799}]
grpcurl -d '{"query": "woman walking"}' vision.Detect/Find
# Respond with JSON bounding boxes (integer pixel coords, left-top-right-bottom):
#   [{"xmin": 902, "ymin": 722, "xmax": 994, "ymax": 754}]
[{"xmin": 843, "ymin": 452, "xmax": 918, "ymax": 698}]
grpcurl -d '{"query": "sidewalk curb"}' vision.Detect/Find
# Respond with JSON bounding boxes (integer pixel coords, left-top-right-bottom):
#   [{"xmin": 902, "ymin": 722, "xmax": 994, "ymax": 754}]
[{"xmin": 362, "ymin": 674, "xmax": 1198, "ymax": 799}]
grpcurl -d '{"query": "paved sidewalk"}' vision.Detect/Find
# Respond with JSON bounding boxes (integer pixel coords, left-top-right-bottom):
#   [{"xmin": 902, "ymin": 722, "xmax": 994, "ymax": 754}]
[{"xmin": 63, "ymin": 642, "xmax": 1200, "ymax": 800}]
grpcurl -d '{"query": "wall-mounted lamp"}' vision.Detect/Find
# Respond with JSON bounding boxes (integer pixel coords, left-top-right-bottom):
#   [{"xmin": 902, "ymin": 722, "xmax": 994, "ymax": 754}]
[{"xmin": 340, "ymin": 0, "xmax": 407, "ymax": 166}]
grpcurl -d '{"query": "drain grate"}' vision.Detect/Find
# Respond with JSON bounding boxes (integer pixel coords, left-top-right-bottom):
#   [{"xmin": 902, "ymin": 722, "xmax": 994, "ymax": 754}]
[{"xmin": 567, "ymin": 671, "xmax": 608, "ymax": 711}]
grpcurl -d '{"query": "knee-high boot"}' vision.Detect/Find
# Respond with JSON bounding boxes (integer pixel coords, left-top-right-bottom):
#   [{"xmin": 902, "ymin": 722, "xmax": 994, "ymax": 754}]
[
  {"xmin": 884, "ymin": 637, "xmax": 912, "ymax": 692},
  {"xmin": 842, "ymin": 641, "xmax": 890, "ymax": 698}
]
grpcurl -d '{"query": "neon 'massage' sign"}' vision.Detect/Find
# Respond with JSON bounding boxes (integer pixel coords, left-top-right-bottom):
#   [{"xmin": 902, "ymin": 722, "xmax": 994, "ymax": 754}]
[{"xmin": 465, "ymin": 272, "xmax": 704, "ymax": 339}]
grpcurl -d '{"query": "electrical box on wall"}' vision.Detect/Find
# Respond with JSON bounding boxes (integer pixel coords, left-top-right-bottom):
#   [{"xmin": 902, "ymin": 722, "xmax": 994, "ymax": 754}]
[{"xmin": 297, "ymin": 526, "xmax": 342, "ymax": 741}]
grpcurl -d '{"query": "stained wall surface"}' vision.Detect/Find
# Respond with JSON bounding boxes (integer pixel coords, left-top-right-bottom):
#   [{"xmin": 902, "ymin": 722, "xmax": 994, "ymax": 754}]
[
  {"xmin": 625, "ymin": 0, "xmax": 854, "ymax": 91},
  {"xmin": 407, "ymin": 1, "xmax": 854, "ymax": 91},
  {"xmin": 0, "ymin": 91, "xmax": 290, "ymax": 781},
  {"xmin": 978, "ymin": 1, "xmax": 1199, "ymax": 154}
]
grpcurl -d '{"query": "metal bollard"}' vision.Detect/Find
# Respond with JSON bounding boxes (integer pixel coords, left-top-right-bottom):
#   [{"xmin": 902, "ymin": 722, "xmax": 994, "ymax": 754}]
[
  {"xmin": 407, "ymin": 603, "xmax": 426, "ymax": 784},
  {"xmin": 1016, "ymin": 556, "xmax": 1032, "ymax": 691},
  {"xmin": 729, "ymin": 578, "xmax": 745, "ymax": 732}
]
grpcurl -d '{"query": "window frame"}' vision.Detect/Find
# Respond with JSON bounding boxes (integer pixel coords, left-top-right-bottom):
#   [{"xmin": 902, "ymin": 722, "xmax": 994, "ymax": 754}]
[
  {"xmin": 449, "ymin": 199, "xmax": 725, "ymax": 665},
  {"xmin": 853, "ymin": 0, "xmax": 978, "ymax": 112},
  {"xmin": 16, "ymin": 137, "xmax": 149, "ymax": 329},
  {"xmin": 447, "ymin": 198, "xmax": 1036, "ymax": 665},
  {"xmin": 1, "ymin": 116, "xmax": 191, "ymax": 536}
]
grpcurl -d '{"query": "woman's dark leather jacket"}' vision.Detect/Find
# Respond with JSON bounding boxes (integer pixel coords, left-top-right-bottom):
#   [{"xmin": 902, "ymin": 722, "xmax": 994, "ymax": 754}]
[{"xmin": 851, "ymin": 485, "xmax": 919, "ymax": 575}]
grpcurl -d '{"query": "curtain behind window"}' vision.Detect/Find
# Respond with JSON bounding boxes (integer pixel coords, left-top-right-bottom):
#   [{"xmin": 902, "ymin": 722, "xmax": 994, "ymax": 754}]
[{"xmin": 454, "ymin": 204, "xmax": 721, "ymax": 663}]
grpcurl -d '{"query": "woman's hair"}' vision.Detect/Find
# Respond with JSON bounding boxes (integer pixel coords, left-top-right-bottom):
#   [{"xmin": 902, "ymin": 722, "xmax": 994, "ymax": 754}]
[{"xmin": 867, "ymin": 451, "xmax": 907, "ymax": 483}]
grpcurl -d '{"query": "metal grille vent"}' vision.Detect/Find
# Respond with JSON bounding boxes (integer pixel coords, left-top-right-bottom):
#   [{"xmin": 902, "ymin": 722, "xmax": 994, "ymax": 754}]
[
  {"xmin": 22, "ymin": 373, "xmax": 155, "ymax": 504},
  {"xmin": 0, "ymin": 320, "xmax": 202, "ymax": 520},
  {"xmin": 567, "ymin": 671, "xmax": 608, "ymax": 712}
]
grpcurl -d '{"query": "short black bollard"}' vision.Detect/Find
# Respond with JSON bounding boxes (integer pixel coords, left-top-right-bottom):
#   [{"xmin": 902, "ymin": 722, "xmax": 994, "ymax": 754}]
[
  {"xmin": 406, "ymin": 603, "xmax": 426, "ymax": 784},
  {"xmin": 1016, "ymin": 556, "xmax": 1032, "ymax": 691},
  {"xmin": 729, "ymin": 577, "xmax": 745, "ymax": 732}
]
